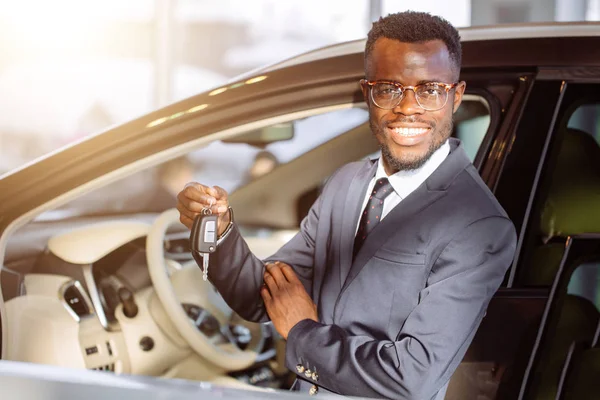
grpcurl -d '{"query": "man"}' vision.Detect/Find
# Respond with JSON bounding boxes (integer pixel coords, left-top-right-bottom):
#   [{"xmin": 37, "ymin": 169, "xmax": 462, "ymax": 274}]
[{"xmin": 177, "ymin": 11, "xmax": 516, "ymax": 399}]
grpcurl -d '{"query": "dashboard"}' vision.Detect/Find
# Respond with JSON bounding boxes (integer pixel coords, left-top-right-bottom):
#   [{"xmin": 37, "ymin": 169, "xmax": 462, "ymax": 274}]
[
  {"xmin": 1, "ymin": 214, "xmax": 281, "ymax": 387},
  {"xmin": 1, "ymin": 219, "xmax": 190, "ymax": 373}
]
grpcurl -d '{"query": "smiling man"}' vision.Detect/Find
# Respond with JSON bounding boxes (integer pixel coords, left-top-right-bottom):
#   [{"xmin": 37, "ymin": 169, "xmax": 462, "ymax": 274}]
[
  {"xmin": 178, "ymin": 11, "xmax": 516, "ymax": 400},
  {"xmin": 361, "ymin": 15, "xmax": 465, "ymax": 176}
]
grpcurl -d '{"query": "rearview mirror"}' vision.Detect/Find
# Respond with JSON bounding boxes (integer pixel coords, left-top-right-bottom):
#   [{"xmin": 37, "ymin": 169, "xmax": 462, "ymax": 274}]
[{"xmin": 223, "ymin": 123, "xmax": 294, "ymax": 146}]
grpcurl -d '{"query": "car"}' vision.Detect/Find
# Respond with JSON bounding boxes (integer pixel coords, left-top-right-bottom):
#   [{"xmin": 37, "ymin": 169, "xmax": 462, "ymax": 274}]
[{"xmin": 1, "ymin": 21, "xmax": 600, "ymax": 399}]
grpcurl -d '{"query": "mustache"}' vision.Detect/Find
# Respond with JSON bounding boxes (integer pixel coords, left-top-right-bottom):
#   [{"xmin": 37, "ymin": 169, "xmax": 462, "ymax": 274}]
[{"xmin": 384, "ymin": 117, "xmax": 435, "ymax": 129}]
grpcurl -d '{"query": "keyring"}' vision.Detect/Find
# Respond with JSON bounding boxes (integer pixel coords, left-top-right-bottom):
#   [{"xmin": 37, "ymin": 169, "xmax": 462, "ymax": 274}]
[{"xmin": 201, "ymin": 198, "xmax": 214, "ymax": 215}]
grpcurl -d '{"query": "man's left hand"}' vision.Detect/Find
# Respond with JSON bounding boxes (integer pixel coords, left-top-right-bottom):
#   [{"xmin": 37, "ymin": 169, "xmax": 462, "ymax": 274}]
[{"xmin": 261, "ymin": 261, "xmax": 318, "ymax": 340}]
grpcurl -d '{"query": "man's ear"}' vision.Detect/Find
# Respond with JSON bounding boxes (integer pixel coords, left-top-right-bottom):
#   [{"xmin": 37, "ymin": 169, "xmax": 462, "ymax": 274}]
[
  {"xmin": 452, "ymin": 81, "xmax": 467, "ymax": 114},
  {"xmin": 359, "ymin": 79, "xmax": 369, "ymax": 104}
]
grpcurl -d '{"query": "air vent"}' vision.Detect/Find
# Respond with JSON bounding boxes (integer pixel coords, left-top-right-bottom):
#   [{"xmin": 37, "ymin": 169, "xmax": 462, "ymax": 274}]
[{"xmin": 60, "ymin": 281, "xmax": 92, "ymax": 320}]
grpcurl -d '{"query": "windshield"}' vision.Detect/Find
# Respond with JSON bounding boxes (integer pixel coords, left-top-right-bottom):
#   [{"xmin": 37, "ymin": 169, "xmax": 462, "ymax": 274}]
[{"xmin": 37, "ymin": 107, "xmax": 370, "ymax": 220}]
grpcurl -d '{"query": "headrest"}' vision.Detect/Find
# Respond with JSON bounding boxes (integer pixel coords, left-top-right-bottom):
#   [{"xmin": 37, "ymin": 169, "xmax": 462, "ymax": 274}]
[{"xmin": 541, "ymin": 128, "xmax": 600, "ymax": 237}]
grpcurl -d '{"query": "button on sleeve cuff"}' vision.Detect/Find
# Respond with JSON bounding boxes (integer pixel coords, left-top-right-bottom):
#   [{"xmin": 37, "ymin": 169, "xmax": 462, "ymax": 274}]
[{"xmin": 285, "ymin": 319, "xmax": 324, "ymax": 376}]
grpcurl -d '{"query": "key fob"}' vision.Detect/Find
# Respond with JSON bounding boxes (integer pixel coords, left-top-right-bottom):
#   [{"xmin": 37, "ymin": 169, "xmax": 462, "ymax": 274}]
[{"xmin": 190, "ymin": 214, "xmax": 218, "ymax": 254}]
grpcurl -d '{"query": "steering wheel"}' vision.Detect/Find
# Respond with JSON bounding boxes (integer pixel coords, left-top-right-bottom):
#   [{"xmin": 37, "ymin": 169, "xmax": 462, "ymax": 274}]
[{"xmin": 147, "ymin": 208, "xmax": 261, "ymax": 371}]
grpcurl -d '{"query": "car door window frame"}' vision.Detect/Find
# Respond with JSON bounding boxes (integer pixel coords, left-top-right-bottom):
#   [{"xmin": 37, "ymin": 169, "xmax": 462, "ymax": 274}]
[
  {"xmin": 508, "ymin": 80, "xmax": 600, "ymax": 288},
  {"xmin": 459, "ymin": 70, "xmax": 534, "ymax": 180}
]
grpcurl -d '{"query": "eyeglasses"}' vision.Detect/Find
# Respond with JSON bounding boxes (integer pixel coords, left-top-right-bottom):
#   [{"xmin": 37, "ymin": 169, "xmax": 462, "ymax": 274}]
[{"xmin": 361, "ymin": 79, "xmax": 459, "ymax": 111}]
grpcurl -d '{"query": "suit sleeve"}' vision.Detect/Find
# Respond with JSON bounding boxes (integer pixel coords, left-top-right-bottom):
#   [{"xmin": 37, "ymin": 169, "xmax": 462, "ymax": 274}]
[
  {"xmin": 285, "ymin": 216, "xmax": 517, "ymax": 400},
  {"xmin": 205, "ymin": 175, "xmax": 331, "ymax": 322}
]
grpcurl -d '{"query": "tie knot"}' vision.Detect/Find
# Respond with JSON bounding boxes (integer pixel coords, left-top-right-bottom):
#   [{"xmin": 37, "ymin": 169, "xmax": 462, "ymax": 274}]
[{"xmin": 371, "ymin": 178, "xmax": 393, "ymax": 200}]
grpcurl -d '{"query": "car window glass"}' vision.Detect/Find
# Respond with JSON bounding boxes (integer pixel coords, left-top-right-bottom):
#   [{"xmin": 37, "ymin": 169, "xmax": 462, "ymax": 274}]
[
  {"xmin": 568, "ymin": 103, "xmax": 600, "ymax": 136},
  {"xmin": 519, "ymin": 101, "xmax": 600, "ymax": 286},
  {"xmin": 39, "ymin": 107, "xmax": 369, "ymax": 220},
  {"xmin": 454, "ymin": 95, "xmax": 491, "ymax": 162},
  {"xmin": 568, "ymin": 261, "xmax": 600, "ymax": 312},
  {"xmin": 189, "ymin": 107, "xmax": 369, "ymax": 193}
]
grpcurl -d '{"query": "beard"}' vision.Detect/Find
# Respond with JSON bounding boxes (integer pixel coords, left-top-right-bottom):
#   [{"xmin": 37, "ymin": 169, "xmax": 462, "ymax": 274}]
[{"xmin": 370, "ymin": 115, "xmax": 453, "ymax": 173}]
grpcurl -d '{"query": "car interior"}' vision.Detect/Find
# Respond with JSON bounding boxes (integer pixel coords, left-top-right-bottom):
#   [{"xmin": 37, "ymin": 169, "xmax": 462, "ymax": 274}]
[
  {"xmin": 523, "ymin": 118, "xmax": 600, "ymax": 399},
  {"xmin": 532, "ymin": 237, "xmax": 600, "ymax": 400},
  {"xmin": 447, "ymin": 101, "xmax": 600, "ymax": 400},
  {"xmin": 555, "ymin": 261, "xmax": 600, "ymax": 400}
]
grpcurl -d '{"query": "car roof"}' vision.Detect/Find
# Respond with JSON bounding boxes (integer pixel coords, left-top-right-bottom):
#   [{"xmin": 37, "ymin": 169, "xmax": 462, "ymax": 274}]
[{"xmin": 245, "ymin": 21, "xmax": 600, "ymax": 76}]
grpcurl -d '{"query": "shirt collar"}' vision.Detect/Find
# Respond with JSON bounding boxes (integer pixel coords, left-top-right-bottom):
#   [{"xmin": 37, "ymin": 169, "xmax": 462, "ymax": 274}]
[{"xmin": 375, "ymin": 140, "xmax": 451, "ymax": 199}]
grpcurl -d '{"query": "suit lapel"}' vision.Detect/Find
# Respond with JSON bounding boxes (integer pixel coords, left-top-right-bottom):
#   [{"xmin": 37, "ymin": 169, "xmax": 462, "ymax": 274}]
[
  {"xmin": 338, "ymin": 160, "xmax": 377, "ymax": 289},
  {"xmin": 339, "ymin": 139, "xmax": 471, "ymax": 293},
  {"xmin": 341, "ymin": 185, "xmax": 445, "ymax": 292}
]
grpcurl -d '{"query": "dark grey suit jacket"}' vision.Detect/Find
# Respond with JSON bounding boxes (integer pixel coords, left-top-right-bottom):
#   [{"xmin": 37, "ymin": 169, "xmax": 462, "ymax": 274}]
[{"xmin": 207, "ymin": 139, "xmax": 517, "ymax": 399}]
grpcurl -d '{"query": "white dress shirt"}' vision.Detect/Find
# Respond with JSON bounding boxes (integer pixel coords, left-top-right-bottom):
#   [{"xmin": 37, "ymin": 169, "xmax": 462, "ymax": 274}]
[{"xmin": 355, "ymin": 140, "xmax": 451, "ymax": 235}]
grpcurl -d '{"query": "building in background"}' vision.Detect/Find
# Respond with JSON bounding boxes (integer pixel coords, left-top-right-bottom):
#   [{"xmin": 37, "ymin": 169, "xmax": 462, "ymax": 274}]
[
  {"xmin": 471, "ymin": 0, "xmax": 599, "ymax": 24},
  {"xmin": 0, "ymin": 0, "xmax": 598, "ymax": 174}
]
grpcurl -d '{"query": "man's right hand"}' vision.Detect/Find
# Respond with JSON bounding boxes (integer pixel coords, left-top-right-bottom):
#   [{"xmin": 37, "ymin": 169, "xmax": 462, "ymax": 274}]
[{"xmin": 177, "ymin": 183, "xmax": 231, "ymax": 235}]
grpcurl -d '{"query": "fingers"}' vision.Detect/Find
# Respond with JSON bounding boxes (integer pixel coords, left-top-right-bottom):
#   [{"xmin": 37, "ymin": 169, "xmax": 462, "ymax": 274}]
[
  {"xmin": 264, "ymin": 263, "xmax": 282, "ymax": 291},
  {"xmin": 263, "ymin": 269, "xmax": 279, "ymax": 294},
  {"xmin": 209, "ymin": 185, "xmax": 228, "ymax": 201},
  {"xmin": 264, "ymin": 262, "xmax": 288, "ymax": 289},
  {"xmin": 212, "ymin": 186, "xmax": 229, "ymax": 213},
  {"xmin": 260, "ymin": 285, "xmax": 272, "ymax": 302},
  {"xmin": 177, "ymin": 183, "xmax": 230, "ymax": 228},
  {"xmin": 279, "ymin": 263, "xmax": 301, "ymax": 285},
  {"xmin": 265, "ymin": 261, "xmax": 300, "ymax": 284},
  {"xmin": 179, "ymin": 183, "xmax": 223, "ymax": 210}
]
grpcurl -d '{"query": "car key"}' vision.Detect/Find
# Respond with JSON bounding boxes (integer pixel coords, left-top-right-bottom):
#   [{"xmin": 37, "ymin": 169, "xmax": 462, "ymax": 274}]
[{"xmin": 190, "ymin": 206, "xmax": 218, "ymax": 281}]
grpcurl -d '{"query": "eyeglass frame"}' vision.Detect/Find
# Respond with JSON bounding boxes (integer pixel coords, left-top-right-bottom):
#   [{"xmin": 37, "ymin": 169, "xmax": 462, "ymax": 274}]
[{"xmin": 360, "ymin": 79, "xmax": 460, "ymax": 111}]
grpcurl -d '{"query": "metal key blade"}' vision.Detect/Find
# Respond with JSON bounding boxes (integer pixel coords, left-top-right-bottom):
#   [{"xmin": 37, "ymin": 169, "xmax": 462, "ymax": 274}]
[{"xmin": 202, "ymin": 254, "xmax": 209, "ymax": 281}]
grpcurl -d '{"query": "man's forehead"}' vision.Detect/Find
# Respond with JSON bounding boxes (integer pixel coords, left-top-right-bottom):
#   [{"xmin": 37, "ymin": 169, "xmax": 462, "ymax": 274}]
[
  {"xmin": 366, "ymin": 38, "xmax": 454, "ymax": 80},
  {"xmin": 402, "ymin": 50, "xmax": 428, "ymax": 68},
  {"xmin": 372, "ymin": 37, "xmax": 448, "ymax": 57}
]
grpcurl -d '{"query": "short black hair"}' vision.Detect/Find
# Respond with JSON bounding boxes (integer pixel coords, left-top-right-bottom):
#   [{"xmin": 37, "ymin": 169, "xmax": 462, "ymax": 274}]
[{"xmin": 365, "ymin": 11, "xmax": 462, "ymax": 78}]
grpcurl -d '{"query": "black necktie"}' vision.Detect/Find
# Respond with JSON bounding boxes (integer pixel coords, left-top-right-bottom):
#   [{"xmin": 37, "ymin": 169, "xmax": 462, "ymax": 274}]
[{"xmin": 353, "ymin": 177, "xmax": 394, "ymax": 258}]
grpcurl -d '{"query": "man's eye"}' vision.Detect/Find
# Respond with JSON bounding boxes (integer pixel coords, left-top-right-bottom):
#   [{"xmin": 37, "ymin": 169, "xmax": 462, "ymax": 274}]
[
  {"xmin": 376, "ymin": 86, "xmax": 398, "ymax": 95},
  {"xmin": 422, "ymin": 85, "xmax": 443, "ymax": 96}
]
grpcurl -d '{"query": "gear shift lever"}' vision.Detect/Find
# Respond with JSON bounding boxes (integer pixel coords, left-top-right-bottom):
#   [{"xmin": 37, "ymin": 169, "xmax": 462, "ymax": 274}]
[{"xmin": 118, "ymin": 287, "xmax": 138, "ymax": 318}]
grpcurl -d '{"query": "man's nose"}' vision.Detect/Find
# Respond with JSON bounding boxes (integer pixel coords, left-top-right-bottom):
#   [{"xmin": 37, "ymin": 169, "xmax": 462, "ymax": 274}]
[{"xmin": 392, "ymin": 89, "xmax": 425, "ymax": 115}]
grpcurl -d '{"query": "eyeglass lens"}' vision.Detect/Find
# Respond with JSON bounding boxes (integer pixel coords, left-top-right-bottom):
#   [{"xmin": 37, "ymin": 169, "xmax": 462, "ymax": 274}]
[{"xmin": 371, "ymin": 83, "xmax": 449, "ymax": 111}]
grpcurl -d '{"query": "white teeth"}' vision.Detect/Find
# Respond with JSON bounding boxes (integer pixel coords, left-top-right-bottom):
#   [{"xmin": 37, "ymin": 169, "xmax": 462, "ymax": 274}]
[{"xmin": 392, "ymin": 127, "xmax": 429, "ymax": 136}]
